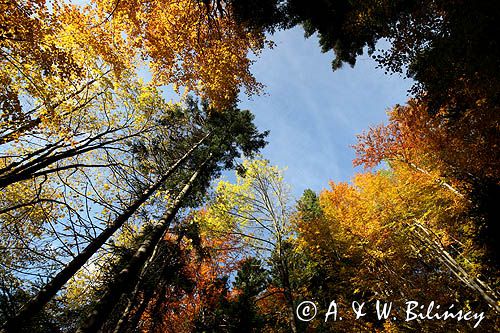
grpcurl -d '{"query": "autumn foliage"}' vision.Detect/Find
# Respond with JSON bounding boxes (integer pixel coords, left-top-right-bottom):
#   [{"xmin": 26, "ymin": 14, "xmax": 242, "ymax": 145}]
[{"xmin": 1, "ymin": 1, "xmax": 499, "ymax": 332}]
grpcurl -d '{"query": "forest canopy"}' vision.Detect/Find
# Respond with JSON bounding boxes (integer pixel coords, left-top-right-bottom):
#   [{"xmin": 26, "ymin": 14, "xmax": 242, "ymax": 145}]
[{"xmin": 0, "ymin": 0, "xmax": 498, "ymax": 332}]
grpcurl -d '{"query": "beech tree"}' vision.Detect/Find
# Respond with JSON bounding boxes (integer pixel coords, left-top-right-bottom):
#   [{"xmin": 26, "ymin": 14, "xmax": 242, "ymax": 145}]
[
  {"xmin": 295, "ymin": 164, "xmax": 500, "ymax": 331},
  {"xmin": 353, "ymin": 100, "xmax": 500, "ymax": 270},
  {"xmin": 1, "ymin": 0, "xmax": 268, "ymax": 145},
  {"xmin": 202, "ymin": 159, "xmax": 298, "ymax": 332}
]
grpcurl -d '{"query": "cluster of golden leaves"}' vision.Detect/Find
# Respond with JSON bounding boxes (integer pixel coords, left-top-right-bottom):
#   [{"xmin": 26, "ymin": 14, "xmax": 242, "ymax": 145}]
[
  {"xmin": 0, "ymin": 0, "xmax": 133, "ymax": 143},
  {"xmin": 2, "ymin": 0, "xmax": 268, "ymax": 145},
  {"xmin": 93, "ymin": 0, "xmax": 268, "ymax": 108},
  {"xmin": 293, "ymin": 163, "xmax": 485, "ymax": 330},
  {"xmin": 319, "ymin": 164, "xmax": 471, "ymax": 253}
]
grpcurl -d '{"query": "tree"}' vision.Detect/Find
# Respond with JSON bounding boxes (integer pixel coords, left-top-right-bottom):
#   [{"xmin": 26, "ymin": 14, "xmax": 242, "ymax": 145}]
[
  {"xmin": 228, "ymin": 257, "xmax": 269, "ymax": 332},
  {"xmin": 77, "ymin": 162, "xmax": 209, "ymax": 333},
  {"xmin": 2, "ymin": 133, "xmax": 209, "ymax": 331},
  {"xmin": 296, "ymin": 164, "xmax": 500, "ymax": 331},
  {"xmin": 202, "ymin": 159, "xmax": 298, "ymax": 332},
  {"xmin": 0, "ymin": 0, "xmax": 133, "ymax": 144},
  {"xmin": 1, "ymin": 2, "xmax": 271, "ymax": 326},
  {"xmin": 2, "ymin": 96, "xmax": 266, "ymax": 331},
  {"xmin": 353, "ymin": 100, "xmax": 500, "ymax": 269},
  {"xmin": 139, "ymin": 218, "xmax": 240, "ymax": 333},
  {"xmin": 0, "ymin": 77, "xmax": 177, "ymax": 332},
  {"xmin": 75, "ymin": 102, "xmax": 267, "ymax": 332},
  {"xmin": 293, "ymin": 189, "xmax": 371, "ymax": 332},
  {"xmin": 90, "ymin": 0, "xmax": 269, "ymax": 108},
  {"xmin": 2, "ymin": 0, "xmax": 269, "ymax": 146}
]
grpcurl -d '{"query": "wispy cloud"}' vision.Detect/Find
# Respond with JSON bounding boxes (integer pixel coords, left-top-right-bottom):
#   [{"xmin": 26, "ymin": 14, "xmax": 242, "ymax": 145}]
[{"xmin": 238, "ymin": 27, "xmax": 413, "ymax": 198}]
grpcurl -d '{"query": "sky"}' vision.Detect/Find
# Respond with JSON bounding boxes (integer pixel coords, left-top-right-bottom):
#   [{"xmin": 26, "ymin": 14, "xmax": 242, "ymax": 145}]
[{"xmin": 235, "ymin": 27, "xmax": 413, "ymax": 198}]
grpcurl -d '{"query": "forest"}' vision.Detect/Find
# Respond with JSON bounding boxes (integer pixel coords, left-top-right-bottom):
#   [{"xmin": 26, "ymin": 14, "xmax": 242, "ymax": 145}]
[{"xmin": 0, "ymin": 0, "xmax": 499, "ymax": 332}]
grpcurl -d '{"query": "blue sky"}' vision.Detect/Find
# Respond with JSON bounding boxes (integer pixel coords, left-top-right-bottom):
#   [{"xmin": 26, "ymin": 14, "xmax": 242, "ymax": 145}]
[{"xmin": 236, "ymin": 27, "xmax": 413, "ymax": 198}]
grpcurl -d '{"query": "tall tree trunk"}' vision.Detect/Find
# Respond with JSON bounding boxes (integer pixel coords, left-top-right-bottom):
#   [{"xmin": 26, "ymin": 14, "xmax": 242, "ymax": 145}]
[
  {"xmin": 114, "ymin": 279, "xmax": 164, "ymax": 333},
  {"xmin": 111, "ymin": 277, "xmax": 147, "ymax": 333},
  {"xmin": 113, "ymin": 234, "xmax": 183, "ymax": 333},
  {"xmin": 120, "ymin": 292, "xmax": 152, "ymax": 333},
  {"xmin": 111, "ymin": 235, "xmax": 166, "ymax": 333},
  {"xmin": 279, "ymin": 257, "xmax": 297, "ymax": 333},
  {"xmin": 275, "ymin": 230, "xmax": 297, "ymax": 333},
  {"xmin": 117, "ymin": 276, "xmax": 171, "ymax": 333},
  {"xmin": 113, "ymin": 291, "xmax": 150, "ymax": 333},
  {"xmin": 1, "ymin": 134, "xmax": 209, "ymax": 332},
  {"xmin": 76, "ymin": 157, "xmax": 208, "ymax": 333},
  {"xmin": 409, "ymin": 220, "xmax": 500, "ymax": 313}
]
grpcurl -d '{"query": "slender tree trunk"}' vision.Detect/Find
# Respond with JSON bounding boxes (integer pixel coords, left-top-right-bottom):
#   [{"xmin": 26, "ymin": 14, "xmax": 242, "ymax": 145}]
[
  {"xmin": 112, "ymin": 234, "xmax": 166, "ymax": 333},
  {"xmin": 274, "ymin": 229, "xmax": 297, "ymax": 333},
  {"xmin": 111, "ymin": 278, "xmax": 146, "ymax": 333},
  {"xmin": 279, "ymin": 256, "xmax": 297, "ymax": 333},
  {"xmin": 397, "ymin": 158, "xmax": 465, "ymax": 198},
  {"xmin": 77, "ymin": 158, "xmax": 208, "ymax": 333},
  {"xmin": 115, "ymin": 233, "xmax": 184, "ymax": 333},
  {"xmin": 117, "ymin": 276, "xmax": 171, "ymax": 333},
  {"xmin": 113, "ymin": 292, "xmax": 149, "ymax": 333},
  {"xmin": 121, "ymin": 292, "xmax": 152, "ymax": 333},
  {"xmin": 1, "ymin": 134, "xmax": 209, "ymax": 332},
  {"xmin": 409, "ymin": 220, "xmax": 500, "ymax": 313},
  {"xmin": 115, "ymin": 280, "xmax": 162, "ymax": 333},
  {"xmin": 113, "ymin": 234, "xmax": 183, "ymax": 333}
]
